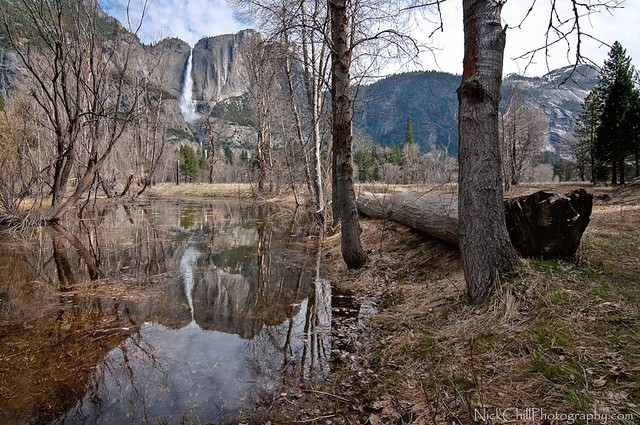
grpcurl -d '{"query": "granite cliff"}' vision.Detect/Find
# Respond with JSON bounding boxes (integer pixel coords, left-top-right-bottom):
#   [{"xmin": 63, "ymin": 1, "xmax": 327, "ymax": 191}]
[{"xmin": 191, "ymin": 29, "xmax": 259, "ymax": 108}]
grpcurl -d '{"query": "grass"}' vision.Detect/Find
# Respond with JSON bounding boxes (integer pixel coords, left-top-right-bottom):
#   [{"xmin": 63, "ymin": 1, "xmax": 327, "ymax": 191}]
[
  {"xmin": 145, "ymin": 182, "xmax": 252, "ymax": 199},
  {"xmin": 143, "ymin": 183, "xmax": 300, "ymax": 206},
  {"xmin": 268, "ymin": 184, "xmax": 640, "ymax": 424}
]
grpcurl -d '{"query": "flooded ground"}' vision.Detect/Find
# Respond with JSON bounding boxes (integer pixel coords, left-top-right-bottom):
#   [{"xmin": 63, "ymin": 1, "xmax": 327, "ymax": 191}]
[{"xmin": 0, "ymin": 200, "xmax": 359, "ymax": 424}]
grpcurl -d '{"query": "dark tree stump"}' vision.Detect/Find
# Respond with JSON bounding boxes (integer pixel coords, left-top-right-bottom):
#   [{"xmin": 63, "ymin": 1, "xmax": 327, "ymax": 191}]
[
  {"xmin": 357, "ymin": 189, "xmax": 593, "ymax": 259},
  {"xmin": 504, "ymin": 189, "xmax": 593, "ymax": 259}
]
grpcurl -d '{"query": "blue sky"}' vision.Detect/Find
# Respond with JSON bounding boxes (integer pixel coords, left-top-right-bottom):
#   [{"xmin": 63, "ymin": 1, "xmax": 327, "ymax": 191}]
[{"xmin": 97, "ymin": 0, "xmax": 640, "ymax": 77}]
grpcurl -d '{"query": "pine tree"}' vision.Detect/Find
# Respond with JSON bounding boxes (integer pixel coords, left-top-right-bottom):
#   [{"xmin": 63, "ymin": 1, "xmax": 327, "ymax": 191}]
[
  {"xmin": 402, "ymin": 116, "xmax": 420, "ymax": 183},
  {"xmin": 595, "ymin": 41, "xmax": 637, "ymax": 185},
  {"xmin": 629, "ymin": 90, "xmax": 640, "ymax": 177},
  {"xmin": 179, "ymin": 145, "xmax": 199, "ymax": 182},
  {"xmin": 574, "ymin": 91, "xmax": 603, "ymax": 182},
  {"xmin": 404, "ymin": 116, "xmax": 414, "ymax": 146}
]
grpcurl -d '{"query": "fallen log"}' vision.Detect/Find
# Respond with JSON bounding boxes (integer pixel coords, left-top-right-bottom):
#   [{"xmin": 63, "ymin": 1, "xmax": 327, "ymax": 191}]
[
  {"xmin": 357, "ymin": 191, "xmax": 460, "ymax": 246},
  {"xmin": 357, "ymin": 189, "xmax": 593, "ymax": 259}
]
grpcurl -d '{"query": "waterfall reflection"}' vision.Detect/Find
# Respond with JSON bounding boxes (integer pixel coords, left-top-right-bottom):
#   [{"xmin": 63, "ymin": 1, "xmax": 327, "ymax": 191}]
[{"xmin": 0, "ymin": 200, "xmax": 332, "ymax": 424}]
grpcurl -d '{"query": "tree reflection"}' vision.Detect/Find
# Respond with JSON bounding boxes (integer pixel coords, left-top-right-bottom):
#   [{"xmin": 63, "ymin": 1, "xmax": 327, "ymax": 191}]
[
  {"xmin": 244, "ymin": 229, "xmax": 331, "ymax": 392},
  {"xmin": 0, "ymin": 200, "xmax": 330, "ymax": 424},
  {"xmin": 50, "ymin": 225, "xmax": 105, "ymax": 282}
]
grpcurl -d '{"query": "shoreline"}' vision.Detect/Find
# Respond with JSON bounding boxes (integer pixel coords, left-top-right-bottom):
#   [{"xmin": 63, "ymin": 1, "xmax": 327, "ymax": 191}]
[{"xmin": 267, "ymin": 184, "xmax": 640, "ymax": 424}]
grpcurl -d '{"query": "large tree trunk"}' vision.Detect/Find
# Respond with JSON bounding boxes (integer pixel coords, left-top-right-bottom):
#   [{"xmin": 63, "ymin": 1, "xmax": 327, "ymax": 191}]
[
  {"xmin": 358, "ymin": 192, "xmax": 460, "ymax": 246},
  {"xmin": 357, "ymin": 189, "xmax": 593, "ymax": 260},
  {"xmin": 458, "ymin": 0, "xmax": 518, "ymax": 303},
  {"xmin": 619, "ymin": 158, "xmax": 626, "ymax": 185},
  {"xmin": 329, "ymin": 0, "xmax": 367, "ymax": 269}
]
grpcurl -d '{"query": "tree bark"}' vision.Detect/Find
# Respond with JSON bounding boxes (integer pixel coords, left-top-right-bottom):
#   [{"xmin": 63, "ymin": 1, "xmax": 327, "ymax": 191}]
[
  {"xmin": 358, "ymin": 192, "xmax": 459, "ymax": 246},
  {"xmin": 357, "ymin": 189, "xmax": 592, "ymax": 260},
  {"xmin": 329, "ymin": 0, "xmax": 367, "ymax": 269},
  {"xmin": 458, "ymin": 0, "xmax": 518, "ymax": 303}
]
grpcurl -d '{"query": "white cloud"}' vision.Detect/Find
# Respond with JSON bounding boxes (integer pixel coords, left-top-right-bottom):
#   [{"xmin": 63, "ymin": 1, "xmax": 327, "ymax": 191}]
[{"xmin": 98, "ymin": 0, "xmax": 246, "ymax": 46}]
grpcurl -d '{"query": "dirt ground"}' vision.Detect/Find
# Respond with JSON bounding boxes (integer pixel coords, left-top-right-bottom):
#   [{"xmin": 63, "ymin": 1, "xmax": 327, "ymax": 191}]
[{"xmin": 263, "ymin": 183, "xmax": 640, "ymax": 424}]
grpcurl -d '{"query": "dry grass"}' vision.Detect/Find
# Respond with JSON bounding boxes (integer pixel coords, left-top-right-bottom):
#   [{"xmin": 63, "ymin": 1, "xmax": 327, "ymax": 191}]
[
  {"xmin": 145, "ymin": 182, "xmax": 254, "ymax": 199},
  {"xmin": 272, "ymin": 184, "xmax": 640, "ymax": 424},
  {"xmin": 143, "ymin": 182, "xmax": 303, "ymax": 206}
]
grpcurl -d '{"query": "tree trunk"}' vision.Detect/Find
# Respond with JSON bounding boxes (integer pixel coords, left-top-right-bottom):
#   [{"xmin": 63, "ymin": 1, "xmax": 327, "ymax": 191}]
[
  {"xmin": 299, "ymin": 0, "xmax": 328, "ymax": 221},
  {"xmin": 503, "ymin": 189, "xmax": 593, "ymax": 259},
  {"xmin": 591, "ymin": 147, "xmax": 596, "ymax": 185},
  {"xmin": 119, "ymin": 174, "xmax": 135, "ymax": 198},
  {"xmin": 329, "ymin": 0, "xmax": 367, "ymax": 269},
  {"xmin": 257, "ymin": 115, "xmax": 267, "ymax": 193},
  {"xmin": 358, "ymin": 192, "xmax": 459, "ymax": 246},
  {"xmin": 284, "ymin": 48, "xmax": 314, "ymax": 203},
  {"xmin": 458, "ymin": 0, "xmax": 518, "ymax": 303},
  {"xmin": 357, "ymin": 189, "xmax": 592, "ymax": 260},
  {"xmin": 51, "ymin": 141, "xmax": 75, "ymax": 208}
]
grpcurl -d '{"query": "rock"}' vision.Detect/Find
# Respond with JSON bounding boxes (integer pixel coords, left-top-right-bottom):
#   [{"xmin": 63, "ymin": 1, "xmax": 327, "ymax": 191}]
[
  {"xmin": 192, "ymin": 30, "xmax": 259, "ymax": 106},
  {"xmin": 146, "ymin": 37, "xmax": 192, "ymax": 98}
]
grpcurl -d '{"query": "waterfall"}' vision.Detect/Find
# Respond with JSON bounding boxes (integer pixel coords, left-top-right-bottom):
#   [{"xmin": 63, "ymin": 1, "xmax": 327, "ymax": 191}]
[{"xmin": 179, "ymin": 49, "xmax": 199, "ymax": 122}]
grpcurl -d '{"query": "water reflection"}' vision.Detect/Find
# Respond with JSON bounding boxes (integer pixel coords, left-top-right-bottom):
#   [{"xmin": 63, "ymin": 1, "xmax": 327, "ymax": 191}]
[
  {"xmin": 180, "ymin": 246, "xmax": 199, "ymax": 324},
  {"xmin": 0, "ymin": 200, "xmax": 332, "ymax": 424}
]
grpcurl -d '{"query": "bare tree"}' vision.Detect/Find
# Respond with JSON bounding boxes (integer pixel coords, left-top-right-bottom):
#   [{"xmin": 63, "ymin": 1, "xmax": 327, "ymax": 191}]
[
  {"xmin": 230, "ymin": 0, "xmax": 332, "ymax": 217},
  {"xmin": 1, "ymin": 0, "xmax": 149, "ymax": 224},
  {"xmin": 245, "ymin": 36, "xmax": 288, "ymax": 193},
  {"xmin": 500, "ymin": 85, "xmax": 547, "ymax": 190},
  {"xmin": 328, "ymin": 0, "xmax": 368, "ymax": 269},
  {"xmin": 0, "ymin": 94, "xmax": 42, "ymax": 225},
  {"xmin": 300, "ymin": 6, "xmax": 331, "ymax": 220},
  {"xmin": 563, "ymin": 135, "xmax": 589, "ymax": 181},
  {"xmin": 233, "ymin": 0, "xmax": 419, "ymax": 267},
  {"xmin": 126, "ymin": 74, "xmax": 167, "ymax": 198},
  {"xmin": 457, "ymin": 0, "xmax": 518, "ymax": 303},
  {"xmin": 202, "ymin": 114, "xmax": 222, "ymax": 183},
  {"xmin": 402, "ymin": 141, "xmax": 421, "ymax": 184},
  {"xmin": 329, "ymin": 0, "xmax": 421, "ymax": 268}
]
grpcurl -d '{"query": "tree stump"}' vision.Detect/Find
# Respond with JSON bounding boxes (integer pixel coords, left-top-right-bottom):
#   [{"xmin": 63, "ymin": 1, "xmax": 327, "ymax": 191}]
[{"xmin": 504, "ymin": 189, "xmax": 593, "ymax": 259}]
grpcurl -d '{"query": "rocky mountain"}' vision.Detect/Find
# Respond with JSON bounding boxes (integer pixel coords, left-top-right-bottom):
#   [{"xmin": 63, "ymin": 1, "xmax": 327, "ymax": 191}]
[
  {"xmin": 0, "ymin": 0, "xmax": 598, "ymax": 160},
  {"xmin": 0, "ymin": 50, "xmax": 19, "ymax": 99},
  {"xmin": 504, "ymin": 65, "xmax": 599, "ymax": 148},
  {"xmin": 354, "ymin": 71, "xmax": 460, "ymax": 154},
  {"xmin": 145, "ymin": 37, "xmax": 192, "ymax": 98},
  {"xmin": 353, "ymin": 65, "xmax": 598, "ymax": 155}
]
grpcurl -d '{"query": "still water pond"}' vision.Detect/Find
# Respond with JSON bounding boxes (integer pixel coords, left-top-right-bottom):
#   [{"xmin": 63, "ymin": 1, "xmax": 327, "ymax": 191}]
[{"xmin": 0, "ymin": 200, "xmax": 350, "ymax": 424}]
